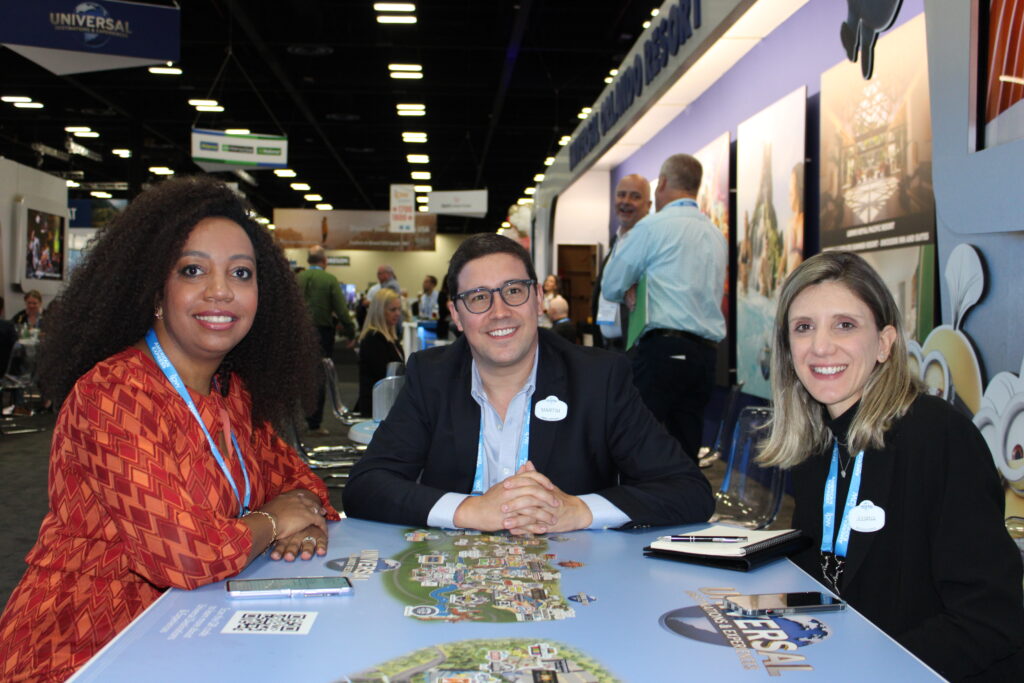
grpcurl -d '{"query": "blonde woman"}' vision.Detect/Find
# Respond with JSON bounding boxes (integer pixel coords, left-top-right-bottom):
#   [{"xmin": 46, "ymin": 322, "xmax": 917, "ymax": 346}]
[
  {"xmin": 355, "ymin": 288, "xmax": 405, "ymax": 415},
  {"xmin": 760, "ymin": 251, "xmax": 1023, "ymax": 680}
]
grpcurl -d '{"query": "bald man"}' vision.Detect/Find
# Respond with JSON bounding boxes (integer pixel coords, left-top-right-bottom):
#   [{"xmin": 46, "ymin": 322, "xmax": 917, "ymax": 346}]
[
  {"xmin": 602, "ymin": 155, "xmax": 726, "ymax": 463},
  {"xmin": 592, "ymin": 174, "xmax": 652, "ymax": 351}
]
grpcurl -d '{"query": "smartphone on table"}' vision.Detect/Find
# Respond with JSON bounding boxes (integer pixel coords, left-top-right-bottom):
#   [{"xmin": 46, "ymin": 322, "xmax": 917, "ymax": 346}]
[
  {"xmin": 226, "ymin": 576, "xmax": 352, "ymax": 598},
  {"xmin": 722, "ymin": 591, "xmax": 845, "ymax": 617}
]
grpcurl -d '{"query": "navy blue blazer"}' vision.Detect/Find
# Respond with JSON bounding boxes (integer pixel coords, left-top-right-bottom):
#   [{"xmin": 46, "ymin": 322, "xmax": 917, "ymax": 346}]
[{"xmin": 344, "ymin": 329, "xmax": 713, "ymax": 528}]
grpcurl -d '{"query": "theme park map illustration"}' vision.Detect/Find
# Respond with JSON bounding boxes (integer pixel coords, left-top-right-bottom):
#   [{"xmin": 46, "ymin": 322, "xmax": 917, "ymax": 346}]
[
  {"xmin": 382, "ymin": 529, "xmax": 584, "ymax": 623},
  {"xmin": 344, "ymin": 637, "xmax": 618, "ymax": 683}
]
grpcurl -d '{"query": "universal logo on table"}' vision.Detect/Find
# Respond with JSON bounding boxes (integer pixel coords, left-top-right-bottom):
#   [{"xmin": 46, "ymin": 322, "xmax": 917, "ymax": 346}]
[
  {"xmin": 660, "ymin": 587, "xmax": 831, "ymax": 676},
  {"xmin": 50, "ymin": 3, "xmax": 132, "ymax": 48}
]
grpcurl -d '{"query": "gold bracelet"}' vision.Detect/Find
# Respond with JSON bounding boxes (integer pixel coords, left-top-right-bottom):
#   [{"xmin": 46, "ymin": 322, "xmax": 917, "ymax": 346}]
[{"xmin": 245, "ymin": 510, "xmax": 277, "ymax": 542}]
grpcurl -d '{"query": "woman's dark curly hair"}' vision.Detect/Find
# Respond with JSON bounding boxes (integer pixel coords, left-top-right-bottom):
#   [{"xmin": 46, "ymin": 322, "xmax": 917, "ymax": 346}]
[{"xmin": 39, "ymin": 175, "xmax": 320, "ymax": 429}]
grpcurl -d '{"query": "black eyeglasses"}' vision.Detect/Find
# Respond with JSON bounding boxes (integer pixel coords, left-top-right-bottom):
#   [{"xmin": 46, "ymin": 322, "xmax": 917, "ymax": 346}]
[{"xmin": 454, "ymin": 279, "xmax": 535, "ymax": 314}]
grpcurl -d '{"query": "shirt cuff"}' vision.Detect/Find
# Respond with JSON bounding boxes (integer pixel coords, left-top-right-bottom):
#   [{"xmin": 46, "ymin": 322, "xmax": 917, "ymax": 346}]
[
  {"xmin": 580, "ymin": 493, "xmax": 630, "ymax": 529},
  {"xmin": 427, "ymin": 492, "xmax": 470, "ymax": 529}
]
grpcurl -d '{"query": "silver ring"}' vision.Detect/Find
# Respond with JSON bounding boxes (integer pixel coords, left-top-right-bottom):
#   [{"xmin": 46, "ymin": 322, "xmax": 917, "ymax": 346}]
[{"xmin": 301, "ymin": 535, "xmax": 317, "ymax": 546}]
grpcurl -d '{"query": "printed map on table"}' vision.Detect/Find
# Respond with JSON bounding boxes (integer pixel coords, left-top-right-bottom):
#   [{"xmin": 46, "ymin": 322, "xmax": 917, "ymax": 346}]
[
  {"xmin": 343, "ymin": 638, "xmax": 618, "ymax": 682},
  {"xmin": 384, "ymin": 529, "xmax": 580, "ymax": 622}
]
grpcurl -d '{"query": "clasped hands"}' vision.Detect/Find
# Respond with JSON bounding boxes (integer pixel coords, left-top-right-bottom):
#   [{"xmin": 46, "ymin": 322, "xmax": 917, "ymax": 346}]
[
  {"xmin": 261, "ymin": 488, "xmax": 329, "ymax": 562},
  {"xmin": 453, "ymin": 461, "xmax": 592, "ymax": 535}
]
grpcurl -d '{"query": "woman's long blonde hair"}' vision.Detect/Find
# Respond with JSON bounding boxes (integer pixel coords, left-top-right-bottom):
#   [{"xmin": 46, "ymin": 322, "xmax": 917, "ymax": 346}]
[
  {"xmin": 757, "ymin": 251, "xmax": 919, "ymax": 468},
  {"xmin": 360, "ymin": 288, "xmax": 400, "ymax": 344}
]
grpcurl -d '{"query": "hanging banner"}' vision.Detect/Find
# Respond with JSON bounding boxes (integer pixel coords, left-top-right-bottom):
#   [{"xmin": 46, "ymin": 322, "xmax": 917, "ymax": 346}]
[
  {"xmin": 389, "ymin": 184, "xmax": 416, "ymax": 233},
  {"xmin": 0, "ymin": 0, "xmax": 180, "ymax": 75},
  {"xmin": 190, "ymin": 128, "xmax": 288, "ymax": 172},
  {"xmin": 427, "ymin": 189, "xmax": 488, "ymax": 218},
  {"xmin": 272, "ymin": 209, "xmax": 437, "ymax": 252}
]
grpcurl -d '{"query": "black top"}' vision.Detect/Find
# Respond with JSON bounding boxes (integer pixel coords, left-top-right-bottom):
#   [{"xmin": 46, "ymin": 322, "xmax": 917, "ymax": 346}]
[
  {"xmin": 355, "ymin": 331, "xmax": 404, "ymax": 416},
  {"xmin": 790, "ymin": 395, "xmax": 1024, "ymax": 681},
  {"xmin": 0, "ymin": 319, "xmax": 16, "ymax": 374}
]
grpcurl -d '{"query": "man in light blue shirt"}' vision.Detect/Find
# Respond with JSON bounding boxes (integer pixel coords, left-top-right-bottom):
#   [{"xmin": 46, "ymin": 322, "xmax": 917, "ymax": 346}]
[
  {"xmin": 602, "ymin": 154, "xmax": 727, "ymax": 463},
  {"xmin": 345, "ymin": 233, "xmax": 714, "ymax": 534}
]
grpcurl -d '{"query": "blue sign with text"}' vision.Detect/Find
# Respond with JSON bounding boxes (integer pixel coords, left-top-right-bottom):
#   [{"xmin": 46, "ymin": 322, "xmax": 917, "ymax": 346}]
[{"xmin": 0, "ymin": 1, "xmax": 179, "ymax": 61}]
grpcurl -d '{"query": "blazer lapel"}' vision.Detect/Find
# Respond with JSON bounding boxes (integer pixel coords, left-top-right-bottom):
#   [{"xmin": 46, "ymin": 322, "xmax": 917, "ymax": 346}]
[
  {"xmin": 448, "ymin": 340, "xmax": 482, "ymax": 492},
  {"xmin": 529, "ymin": 335, "xmax": 567, "ymax": 473},
  {"xmin": 839, "ymin": 447, "xmax": 894, "ymax": 591}
]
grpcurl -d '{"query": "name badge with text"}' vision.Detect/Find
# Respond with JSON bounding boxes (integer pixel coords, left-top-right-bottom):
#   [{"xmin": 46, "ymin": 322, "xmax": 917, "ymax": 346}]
[
  {"xmin": 849, "ymin": 500, "xmax": 885, "ymax": 533},
  {"xmin": 534, "ymin": 395, "xmax": 568, "ymax": 422}
]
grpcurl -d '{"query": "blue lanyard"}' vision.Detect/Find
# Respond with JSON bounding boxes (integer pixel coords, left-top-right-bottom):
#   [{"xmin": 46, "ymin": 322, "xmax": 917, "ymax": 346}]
[
  {"xmin": 470, "ymin": 399, "xmax": 532, "ymax": 495},
  {"xmin": 820, "ymin": 440, "xmax": 863, "ymax": 559},
  {"xmin": 145, "ymin": 328, "xmax": 251, "ymax": 516},
  {"xmin": 666, "ymin": 198, "xmax": 699, "ymax": 209}
]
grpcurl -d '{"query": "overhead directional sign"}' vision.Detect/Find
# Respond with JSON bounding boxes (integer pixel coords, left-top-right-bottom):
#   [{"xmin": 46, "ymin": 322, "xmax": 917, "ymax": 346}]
[
  {"xmin": 389, "ymin": 184, "xmax": 416, "ymax": 233},
  {"xmin": 190, "ymin": 128, "xmax": 288, "ymax": 172},
  {"xmin": 427, "ymin": 189, "xmax": 488, "ymax": 218}
]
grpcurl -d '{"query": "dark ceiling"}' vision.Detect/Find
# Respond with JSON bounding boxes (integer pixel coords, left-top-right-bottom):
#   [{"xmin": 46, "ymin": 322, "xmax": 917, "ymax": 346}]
[{"xmin": 0, "ymin": 0, "xmax": 656, "ymax": 232}]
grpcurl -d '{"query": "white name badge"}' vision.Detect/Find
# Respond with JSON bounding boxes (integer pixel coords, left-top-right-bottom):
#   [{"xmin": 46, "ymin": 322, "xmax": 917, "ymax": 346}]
[
  {"xmin": 534, "ymin": 395, "xmax": 568, "ymax": 422},
  {"xmin": 849, "ymin": 500, "xmax": 885, "ymax": 533}
]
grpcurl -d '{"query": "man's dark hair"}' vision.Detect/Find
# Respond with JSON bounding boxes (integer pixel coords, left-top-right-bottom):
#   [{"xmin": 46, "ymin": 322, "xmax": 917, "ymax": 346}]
[
  {"xmin": 446, "ymin": 233, "xmax": 538, "ymax": 295},
  {"xmin": 424, "ymin": 275, "xmax": 438, "ymax": 287}
]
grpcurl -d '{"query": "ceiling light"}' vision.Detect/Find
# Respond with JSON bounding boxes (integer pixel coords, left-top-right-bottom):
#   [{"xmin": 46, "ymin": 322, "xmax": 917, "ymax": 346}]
[
  {"xmin": 411, "ymin": 171, "xmax": 431, "ymax": 180},
  {"xmin": 112, "ymin": 148, "xmax": 131, "ymax": 157},
  {"xmin": 188, "ymin": 99, "xmax": 218, "ymax": 107},
  {"xmin": 524, "ymin": 187, "xmax": 536, "ymax": 195},
  {"xmin": 416, "ymin": 196, "xmax": 428, "ymax": 203},
  {"xmin": 274, "ymin": 169, "xmax": 297, "ymax": 177},
  {"xmin": 642, "ymin": 20, "xmax": 651, "ymax": 29},
  {"xmin": 304, "ymin": 194, "xmax": 323, "ymax": 201},
  {"xmin": 149, "ymin": 166, "xmax": 174, "ymax": 175},
  {"xmin": 267, "ymin": 224, "xmax": 276, "ymax": 230},
  {"xmin": 577, "ymin": 111, "xmax": 589, "ymax": 119},
  {"xmin": 390, "ymin": 72, "xmax": 424, "ymax": 80},
  {"xmin": 196, "ymin": 105, "xmax": 225, "ymax": 112},
  {"xmin": 533, "ymin": 174, "xmax": 545, "ymax": 182},
  {"xmin": 396, "ymin": 103, "xmax": 425, "ymax": 110},
  {"xmin": 13, "ymin": 102, "xmax": 43, "ymax": 108},
  {"xmin": 225, "ymin": 128, "xmax": 250, "ymax": 135},
  {"xmin": 398, "ymin": 110, "xmax": 425, "ymax": 116},
  {"xmin": 75, "ymin": 131, "xmax": 100, "ymax": 138},
  {"xmin": 64, "ymin": 126, "xmax": 91, "ymax": 132},
  {"xmin": 558, "ymin": 135, "xmax": 571, "ymax": 145},
  {"xmin": 403, "ymin": 135, "xmax": 427, "ymax": 143},
  {"xmin": 66, "ymin": 180, "xmax": 80, "ymax": 188},
  {"xmin": 374, "ymin": 2, "xmax": 415, "ymax": 10},
  {"xmin": 544, "ymin": 157, "xmax": 555, "ymax": 166},
  {"xmin": 148, "ymin": 66, "xmax": 182, "ymax": 75},
  {"xmin": 517, "ymin": 197, "xmax": 534, "ymax": 205},
  {"xmin": 407, "ymin": 154, "xmax": 429, "ymax": 163},
  {"xmin": 651, "ymin": 8, "xmax": 660, "ymax": 16},
  {"xmin": 999, "ymin": 74, "xmax": 1024, "ymax": 86},
  {"xmin": 604, "ymin": 77, "xmax": 613, "ymax": 84},
  {"xmin": 581, "ymin": 107, "xmax": 592, "ymax": 114},
  {"xmin": 90, "ymin": 191, "xmax": 113, "ymax": 199},
  {"xmin": 2, "ymin": 96, "xmax": 31, "ymax": 103},
  {"xmin": 377, "ymin": 15, "xmax": 417, "ymax": 24},
  {"xmin": 388, "ymin": 64, "xmax": 422, "ymax": 72},
  {"xmin": 501, "ymin": 221, "xmax": 511, "ymax": 228},
  {"xmin": 418, "ymin": 205, "xmax": 428, "ymax": 212},
  {"xmin": 413, "ymin": 184, "xmax": 432, "ymax": 192},
  {"xmin": 609, "ymin": 69, "xmax": 619, "ymax": 76},
  {"xmin": 315, "ymin": 203, "xmax": 333, "ymax": 211},
  {"xmin": 290, "ymin": 182, "xmax": 311, "ymax": 191},
  {"xmin": 254, "ymin": 216, "xmax": 270, "ymax": 225}
]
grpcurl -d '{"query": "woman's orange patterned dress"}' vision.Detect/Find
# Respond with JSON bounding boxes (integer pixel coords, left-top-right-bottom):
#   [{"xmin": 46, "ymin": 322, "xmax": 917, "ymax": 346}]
[{"xmin": 0, "ymin": 348, "xmax": 337, "ymax": 682}]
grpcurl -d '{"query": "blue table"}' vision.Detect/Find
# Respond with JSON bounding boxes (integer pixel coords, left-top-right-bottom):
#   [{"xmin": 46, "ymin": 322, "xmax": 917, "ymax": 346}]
[{"xmin": 68, "ymin": 519, "xmax": 938, "ymax": 681}]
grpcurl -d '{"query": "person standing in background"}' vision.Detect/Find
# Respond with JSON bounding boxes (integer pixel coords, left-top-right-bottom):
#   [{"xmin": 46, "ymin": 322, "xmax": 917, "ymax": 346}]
[
  {"xmin": 419, "ymin": 275, "xmax": 440, "ymax": 319},
  {"xmin": 548, "ymin": 295, "xmax": 578, "ymax": 344},
  {"xmin": 591, "ymin": 174, "xmax": 651, "ymax": 351},
  {"xmin": 602, "ymin": 155, "xmax": 726, "ymax": 463},
  {"xmin": 297, "ymin": 245, "xmax": 355, "ymax": 435},
  {"xmin": 11, "ymin": 289, "xmax": 44, "ymax": 334}
]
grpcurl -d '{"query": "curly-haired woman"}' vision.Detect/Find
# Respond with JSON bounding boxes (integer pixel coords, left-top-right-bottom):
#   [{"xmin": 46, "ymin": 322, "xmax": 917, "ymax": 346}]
[{"xmin": 0, "ymin": 176, "xmax": 339, "ymax": 682}]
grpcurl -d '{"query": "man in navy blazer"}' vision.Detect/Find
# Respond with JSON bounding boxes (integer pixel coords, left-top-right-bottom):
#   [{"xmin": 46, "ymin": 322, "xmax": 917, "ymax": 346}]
[{"xmin": 344, "ymin": 234, "xmax": 713, "ymax": 534}]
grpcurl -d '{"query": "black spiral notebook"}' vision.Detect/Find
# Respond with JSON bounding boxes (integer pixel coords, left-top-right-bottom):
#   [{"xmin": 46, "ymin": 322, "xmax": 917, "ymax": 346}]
[{"xmin": 643, "ymin": 525, "xmax": 810, "ymax": 572}]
